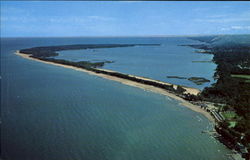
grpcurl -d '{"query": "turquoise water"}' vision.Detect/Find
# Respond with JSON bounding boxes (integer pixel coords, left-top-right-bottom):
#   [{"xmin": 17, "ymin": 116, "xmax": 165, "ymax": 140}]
[
  {"xmin": 1, "ymin": 37, "xmax": 230, "ymax": 160},
  {"xmin": 56, "ymin": 37, "xmax": 216, "ymax": 89}
]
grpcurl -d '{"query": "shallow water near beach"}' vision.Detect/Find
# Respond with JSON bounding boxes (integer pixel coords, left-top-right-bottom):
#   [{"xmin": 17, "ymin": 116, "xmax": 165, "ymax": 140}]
[{"xmin": 1, "ymin": 37, "xmax": 230, "ymax": 160}]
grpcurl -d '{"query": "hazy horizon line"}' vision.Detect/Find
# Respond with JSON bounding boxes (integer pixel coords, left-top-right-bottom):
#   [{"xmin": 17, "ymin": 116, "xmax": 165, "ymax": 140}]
[{"xmin": 1, "ymin": 33, "xmax": 249, "ymax": 38}]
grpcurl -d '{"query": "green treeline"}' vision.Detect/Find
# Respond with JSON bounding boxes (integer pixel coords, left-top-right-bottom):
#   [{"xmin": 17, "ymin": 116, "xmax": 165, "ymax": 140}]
[
  {"xmin": 38, "ymin": 57, "xmax": 185, "ymax": 95},
  {"xmin": 201, "ymin": 46, "xmax": 250, "ymax": 147},
  {"xmin": 40, "ymin": 58, "xmax": 106, "ymax": 68},
  {"xmin": 188, "ymin": 36, "xmax": 250, "ymax": 156}
]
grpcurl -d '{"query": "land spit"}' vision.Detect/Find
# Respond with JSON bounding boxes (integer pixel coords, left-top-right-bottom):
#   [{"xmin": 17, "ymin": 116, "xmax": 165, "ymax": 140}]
[{"xmin": 16, "ymin": 50, "xmax": 214, "ymax": 122}]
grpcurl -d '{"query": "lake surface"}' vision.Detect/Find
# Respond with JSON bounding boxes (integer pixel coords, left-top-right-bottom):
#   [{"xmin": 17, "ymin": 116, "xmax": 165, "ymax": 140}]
[
  {"xmin": 1, "ymin": 37, "xmax": 230, "ymax": 160},
  {"xmin": 56, "ymin": 37, "xmax": 217, "ymax": 89}
]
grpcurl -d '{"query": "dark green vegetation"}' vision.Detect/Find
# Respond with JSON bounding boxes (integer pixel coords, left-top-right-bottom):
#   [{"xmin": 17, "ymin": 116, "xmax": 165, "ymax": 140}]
[
  {"xmin": 188, "ymin": 77, "xmax": 210, "ymax": 85},
  {"xmin": 167, "ymin": 76, "xmax": 210, "ymax": 85},
  {"xmin": 166, "ymin": 76, "xmax": 187, "ymax": 79},
  {"xmin": 187, "ymin": 35, "xmax": 250, "ymax": 158},
  {"xmin": 42, "ymin": 58, "xmax": 106, "ymax": 68}
]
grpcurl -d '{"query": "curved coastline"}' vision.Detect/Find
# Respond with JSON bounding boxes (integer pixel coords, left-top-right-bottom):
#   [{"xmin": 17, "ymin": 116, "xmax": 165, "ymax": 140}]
[{"xmin": 15, "ymin": 50, "xmax": 214, "ymax": 122}]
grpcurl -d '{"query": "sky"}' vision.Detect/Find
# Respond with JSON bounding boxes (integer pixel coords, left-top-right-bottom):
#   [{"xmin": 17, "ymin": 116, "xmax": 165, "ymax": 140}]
[{"xmin": 1, "ymin": 1, "xmax": 250, "ymax": 37}]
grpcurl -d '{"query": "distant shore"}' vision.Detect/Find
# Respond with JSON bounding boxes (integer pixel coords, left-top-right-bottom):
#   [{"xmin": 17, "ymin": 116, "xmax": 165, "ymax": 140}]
[{"xmin": 15, "ymin": 50, "xmax": 214, "ymax": 122}]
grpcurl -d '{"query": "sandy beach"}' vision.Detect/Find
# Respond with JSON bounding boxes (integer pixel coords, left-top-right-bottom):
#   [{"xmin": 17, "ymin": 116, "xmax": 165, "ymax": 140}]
[{"xmin": 15, "ymin": 51, "xmax": 214, "ymax": 122}]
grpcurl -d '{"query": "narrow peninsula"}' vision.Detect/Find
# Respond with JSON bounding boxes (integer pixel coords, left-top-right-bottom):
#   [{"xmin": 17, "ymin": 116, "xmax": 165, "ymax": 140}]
[{"xmin": 15, "ymin": 44, "xmax": 213, "ymax": 121}]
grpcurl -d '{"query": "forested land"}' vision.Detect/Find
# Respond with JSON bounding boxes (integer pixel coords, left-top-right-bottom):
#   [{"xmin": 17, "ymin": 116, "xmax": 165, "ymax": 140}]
[{"xmin": 189, "ymin": 35, "xmax": 250, "ymax": 156}]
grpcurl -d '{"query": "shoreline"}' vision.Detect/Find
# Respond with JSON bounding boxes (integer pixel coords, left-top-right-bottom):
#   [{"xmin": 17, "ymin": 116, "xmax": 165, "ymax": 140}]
[{"xmin": 15, "ymin": 51, "xmax": 214, "ymax": 122}]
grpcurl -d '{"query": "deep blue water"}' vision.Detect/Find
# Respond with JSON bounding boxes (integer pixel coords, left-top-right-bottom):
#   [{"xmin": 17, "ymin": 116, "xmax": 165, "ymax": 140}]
[{"xmin": 1, "ymin": 37, "xmax": 230, "ymax": 160}]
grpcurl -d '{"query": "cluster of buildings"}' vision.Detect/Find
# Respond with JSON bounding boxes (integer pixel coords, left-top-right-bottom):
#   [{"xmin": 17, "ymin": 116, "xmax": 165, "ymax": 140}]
[{"xmin": 192, "ymin": 101, "xmax": 249, "ymax": 159}]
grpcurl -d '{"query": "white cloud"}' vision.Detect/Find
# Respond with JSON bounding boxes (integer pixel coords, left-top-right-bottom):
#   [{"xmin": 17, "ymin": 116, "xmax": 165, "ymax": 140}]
[
  {"xmin": 1, "ymin": 16, "xmax": 38, "ymax": 23},
  {"xmin": 2, "ymin": 15, "xmax": 115, "ymax": 24},
  {"xmin": 206, "ymin": 14, "xmax": 228, "ymax": 18},
  {"xmin": 1, "ymin": 6, "xmax": 28, "ymax": 15},
  {"xmin": 87, "ymin": 16, "xmax": 116, "ymax": 21},
  {"xmin": 195, "ymin": 17, "xmax": 250, "ymax": 23},
  {"xmin": 119, "ymin": 1, "xmax": 140, "ymax": 3},
  {"xmin": 195, "ymin": 11, "xmax": 250, "ymax": 23},
  {"xmin": 231, "ymin": 26, "xmax": 243, "ymax": 29},
  {"xmin": 221, "ymin": 26, "xmax": 250, "ymax": 31}
]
